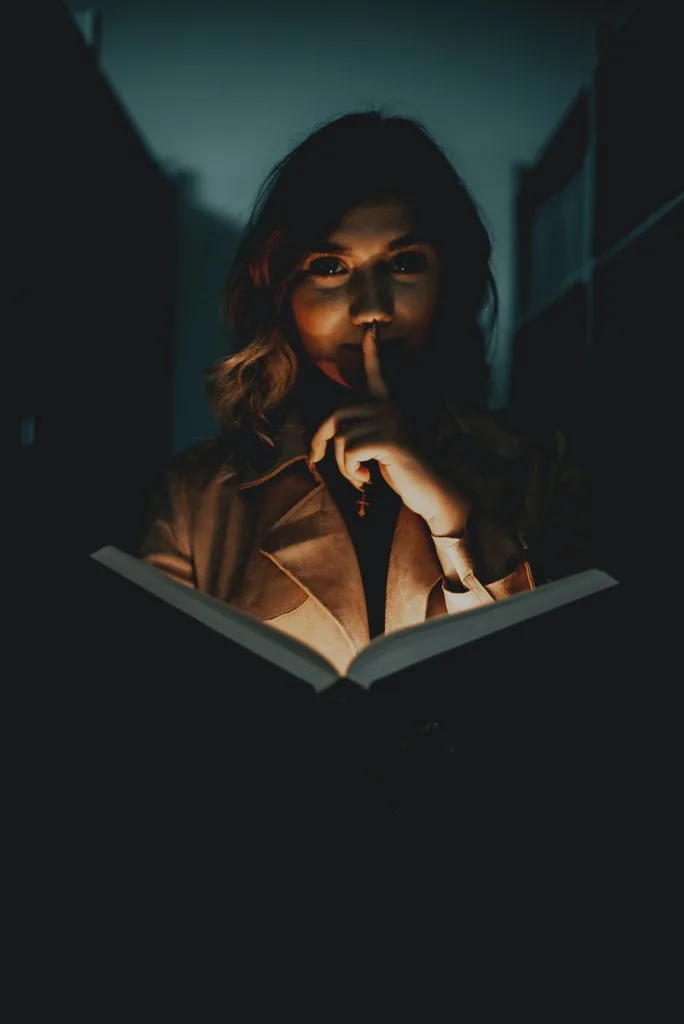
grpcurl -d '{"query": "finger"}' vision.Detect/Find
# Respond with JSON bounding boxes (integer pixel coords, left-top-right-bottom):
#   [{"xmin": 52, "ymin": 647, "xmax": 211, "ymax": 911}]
[
  {"xmin": 309, "ymin": 406, "xmax": 378, "ymax": 464},
  {"xmin": 334, "ymin": 433, "xmax": 367, "ymax": 490},
  {"xmin": 331, "ymin": 418, "xmax": 385, "ymax": 486},
  {"xmin": 363, "ymin": 322, "xmax": 391, "ymax": 402},
  {"xmin": 340, "ymin": 421, "xmax": 386, "ymax": 449},
  {"xmin": 344, "ymin": 426, "xmax": 387, "ymax": 466},
  {"xmin": 344, "ymin": 438, "xmax": 372, "ymax": 485},
  {"xmin": 334, "ymin": 404, "xmax": 380, "ymax": 419},
  {"xmin": 344, "ymin": 441, "xmax": 387, "ymax": 469},
  {"xmin": 309, "ymin": 413, "xmax": 338, "ymax": 466},
  {"xmin": 346, "ymin": 456, "xmax": 371, "ymax": 487}
]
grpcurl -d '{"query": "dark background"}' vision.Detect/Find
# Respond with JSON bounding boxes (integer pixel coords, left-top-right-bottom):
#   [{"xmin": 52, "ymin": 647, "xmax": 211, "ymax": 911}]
[
  {"xmin": 13, "ymin": 0, "xmax": 681, "ymax": 585},
  {"xmin": 8, "ymin": 3, "xmax": 681, "ymax": 949}
]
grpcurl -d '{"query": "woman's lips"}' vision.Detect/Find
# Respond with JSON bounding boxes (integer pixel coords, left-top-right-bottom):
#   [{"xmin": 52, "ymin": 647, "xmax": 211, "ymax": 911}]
[
  {"xmin": 341, "ymin": 337, "xmax": 407, "ymax": 351},
  {"xmin": 339, "ymin": 340, "xmax": 410, "ymax": 392}
]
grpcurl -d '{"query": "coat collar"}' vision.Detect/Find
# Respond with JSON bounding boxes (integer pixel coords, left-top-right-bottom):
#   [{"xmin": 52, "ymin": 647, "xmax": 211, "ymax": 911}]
[
  {"xmin": 237, "ymin": 407, "xmax": 311, "ymax": 490},
  {"xmin": 227, "ymin": 399, "xmax": 526, "ymax": 660}
]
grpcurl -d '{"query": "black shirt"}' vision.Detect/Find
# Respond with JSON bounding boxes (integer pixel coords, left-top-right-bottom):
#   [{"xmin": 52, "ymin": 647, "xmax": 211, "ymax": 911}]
[
  {"xmin": 293, "ymin": 364, "xmax": 402, "ymax": 639},
  {"xmin": 316, "ymin": 448, "xmax": 401, "ymax": 639}
]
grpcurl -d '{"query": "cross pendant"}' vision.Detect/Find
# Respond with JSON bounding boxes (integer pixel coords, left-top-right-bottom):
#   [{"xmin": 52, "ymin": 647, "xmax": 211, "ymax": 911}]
[{"xmin": 356, "ymin": 489, "xmax": 370, "ymax": 518}]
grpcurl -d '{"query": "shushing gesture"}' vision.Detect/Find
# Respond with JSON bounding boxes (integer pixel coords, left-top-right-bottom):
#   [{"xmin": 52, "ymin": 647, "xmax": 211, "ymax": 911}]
[{"xmin": 308, "ymin": 323, "xmax": 473, "ymax": 538}]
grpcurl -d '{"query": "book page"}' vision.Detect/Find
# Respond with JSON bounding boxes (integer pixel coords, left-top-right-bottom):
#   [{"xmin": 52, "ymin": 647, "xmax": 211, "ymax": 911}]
[
  {"xmin": 346, "ymin": 569, "xmax": 618, "ymax": 689},
  {"xmin": 90, "ymin": 547, "xmax": 340, "ymax": 692}
]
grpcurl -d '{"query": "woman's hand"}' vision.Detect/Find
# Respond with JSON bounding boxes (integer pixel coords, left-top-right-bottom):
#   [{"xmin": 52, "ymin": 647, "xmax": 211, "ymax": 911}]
[{"xmin": 308, "ymin": 323, "xmax": 472, "ymax": 537}]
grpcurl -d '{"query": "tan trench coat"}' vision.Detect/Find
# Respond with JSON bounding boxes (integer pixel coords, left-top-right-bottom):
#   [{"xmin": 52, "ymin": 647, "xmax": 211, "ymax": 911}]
[{"xmin": 139, "ymin": 402, "xmax": 591, "ymax": 675}]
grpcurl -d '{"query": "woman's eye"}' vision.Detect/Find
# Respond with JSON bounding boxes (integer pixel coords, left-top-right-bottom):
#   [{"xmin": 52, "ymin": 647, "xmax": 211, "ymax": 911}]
[
  {"xmin": 391, "ymin": 251, "xmax": 428, "ymax": 273},
  {"xmin": 305, "ymin": 251, "xmax": 428, "ymax": 278},
  {"xmin": 307, "ymin": 257, "xmax": 345, "ymax": 276}
]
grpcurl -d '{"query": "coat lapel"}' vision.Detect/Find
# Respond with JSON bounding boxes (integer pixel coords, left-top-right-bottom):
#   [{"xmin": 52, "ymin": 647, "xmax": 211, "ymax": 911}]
[
  {"xmin": 258, "ymin": 481, "xmax": 371, "ymax": 654},
  {"xmin": 384, "ymin": 505, "xmax": 444, "ymax": 635},
  {"xmin": 237, "ymin": 410, "xmax": 370, "ymax": 656},
  {"xmin": 231, "ymin": 400, "xmax": 525, "ymax": 652}
]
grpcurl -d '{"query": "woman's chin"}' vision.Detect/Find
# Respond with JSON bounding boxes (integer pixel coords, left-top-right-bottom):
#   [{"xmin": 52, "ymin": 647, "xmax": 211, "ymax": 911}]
[
  {"xmin": 338, "ymin": 369, "xmax": 370, "ymax": 394},
  {"xmin": 334, "ymin": 351, "xmax": 367, "ymax": 391},
  {"xmin": 316, "ymin": 360, "xmax": 366, "ymax": 393}
]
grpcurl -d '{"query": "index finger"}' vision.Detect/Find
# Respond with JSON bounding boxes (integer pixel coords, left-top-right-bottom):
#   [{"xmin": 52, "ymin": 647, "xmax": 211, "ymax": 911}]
[{"xmin": 362, "ymin": 322, "xmax": 391, "ymax": 402}]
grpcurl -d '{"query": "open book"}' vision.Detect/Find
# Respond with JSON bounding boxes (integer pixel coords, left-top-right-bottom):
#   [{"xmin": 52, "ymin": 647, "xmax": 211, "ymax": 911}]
[{"xmin": 90, "ymin": 546, "xmax": 618, "ymax": 694}]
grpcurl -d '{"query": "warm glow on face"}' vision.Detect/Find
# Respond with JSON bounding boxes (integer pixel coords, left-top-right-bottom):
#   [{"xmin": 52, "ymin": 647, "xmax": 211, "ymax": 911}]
[{"xmin": 290, "ymin": 199, "xmax": 441, "ymax": 390}]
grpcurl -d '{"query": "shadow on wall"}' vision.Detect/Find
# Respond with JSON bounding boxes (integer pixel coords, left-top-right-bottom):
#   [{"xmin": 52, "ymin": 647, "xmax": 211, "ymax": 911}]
[{"xmin": 167, "ymin": 169, "xmax": 244, "ymax": 455}]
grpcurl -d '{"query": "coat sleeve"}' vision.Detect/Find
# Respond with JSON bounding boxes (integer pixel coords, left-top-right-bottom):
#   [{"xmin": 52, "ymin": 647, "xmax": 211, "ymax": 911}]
[
  {"xmin": 429, "ymin": 426, "xmax": 592, "ymax": 614},
  {"xmin": 137, "ymin": 462, "xmax": 196, "ymax": 589},
  {"xmin": 432, "ymin": 522, "xmax": 534, "ymax": 614}
]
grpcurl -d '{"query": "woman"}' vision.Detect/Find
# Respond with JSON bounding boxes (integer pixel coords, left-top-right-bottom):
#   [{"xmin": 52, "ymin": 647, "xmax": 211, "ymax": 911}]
[{"xmin": 140, "ymin": 110, "xmax": 591, "ymax": 676}]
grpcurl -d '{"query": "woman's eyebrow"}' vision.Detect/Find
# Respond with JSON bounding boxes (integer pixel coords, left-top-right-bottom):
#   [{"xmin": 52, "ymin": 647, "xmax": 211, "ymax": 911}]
[{"xmin": 309, "ymin": 232, "xmax": 430, "ymax": 254}]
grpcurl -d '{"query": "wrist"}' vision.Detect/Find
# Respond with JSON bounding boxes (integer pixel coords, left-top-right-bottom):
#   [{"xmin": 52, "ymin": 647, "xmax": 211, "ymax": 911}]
[
  {"xmin": 426, "ymin": 500, "xmax": 471, "ymax": 538},
  {"xmin": 403, "ymin": 452, "xmax": 471, "ymax": 535}
]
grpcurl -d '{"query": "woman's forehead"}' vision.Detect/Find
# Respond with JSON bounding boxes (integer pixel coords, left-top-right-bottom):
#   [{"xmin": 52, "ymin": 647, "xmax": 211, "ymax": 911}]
[{"xmin": 330, "ymin": 198, "xmax": 415, "ymax": 239}]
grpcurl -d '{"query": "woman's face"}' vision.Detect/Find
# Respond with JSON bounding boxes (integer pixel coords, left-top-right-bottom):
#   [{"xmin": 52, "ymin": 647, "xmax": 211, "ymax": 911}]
[{"xmin": 289, "ymin": 199, "xmax": 441, "ymax": 392}]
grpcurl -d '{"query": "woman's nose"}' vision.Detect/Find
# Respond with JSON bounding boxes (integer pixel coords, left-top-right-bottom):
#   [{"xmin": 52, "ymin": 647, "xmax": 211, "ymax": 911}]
[{"xmin": 348, "ymin": 268, "xmax": 394, "ymax": 325}]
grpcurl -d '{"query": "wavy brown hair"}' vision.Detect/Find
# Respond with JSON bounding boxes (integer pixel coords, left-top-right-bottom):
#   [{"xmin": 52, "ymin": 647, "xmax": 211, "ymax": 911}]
[{"xmin": 206, "ymin": 107, "xmax": 498, "ymax": 450}]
